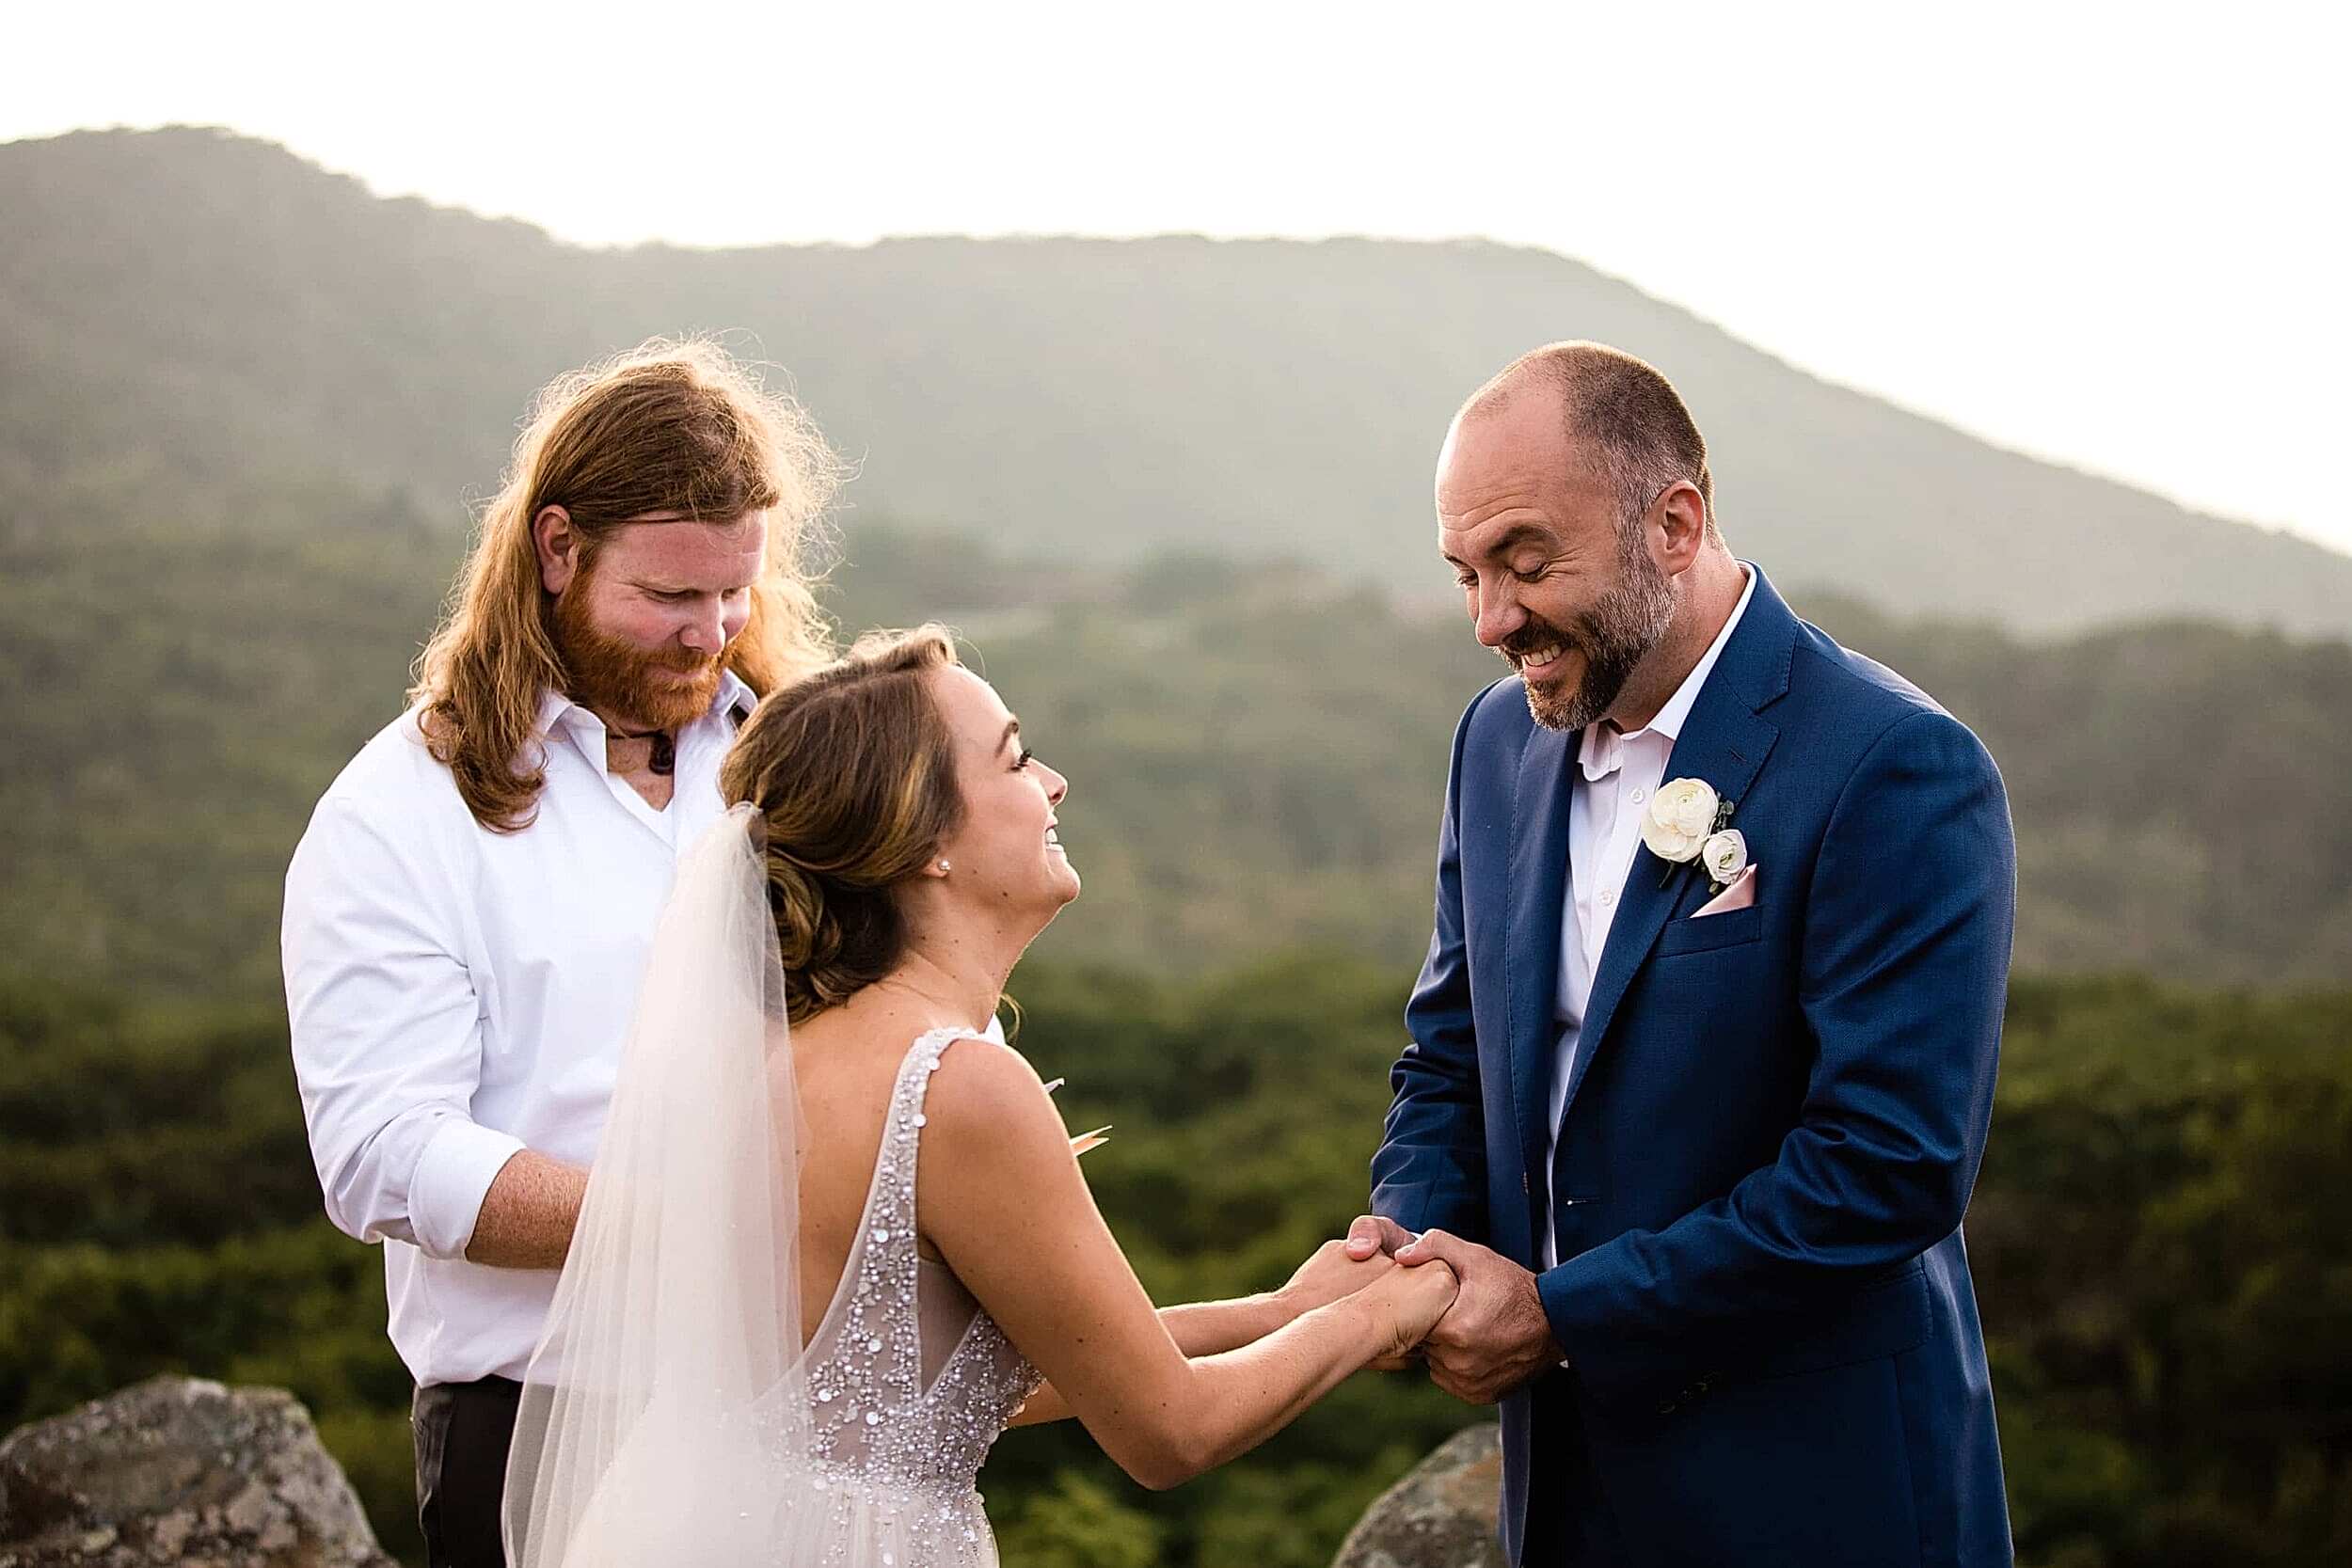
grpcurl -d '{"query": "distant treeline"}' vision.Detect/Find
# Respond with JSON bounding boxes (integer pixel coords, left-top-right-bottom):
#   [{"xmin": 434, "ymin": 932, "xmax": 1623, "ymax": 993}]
[
  {"xmin": 4, "ymin": 515, "xmax": 2347, "ymax": 1001},
  {"xmin": 6, "ymin": 964, "xmax": 2348, "ymax": 1567}
]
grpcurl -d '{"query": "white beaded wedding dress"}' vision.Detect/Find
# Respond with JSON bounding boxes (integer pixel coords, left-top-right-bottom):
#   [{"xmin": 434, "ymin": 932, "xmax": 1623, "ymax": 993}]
[
  {"xmin": 746, "ymin": 1027, "xmax": 1045, "ymax": 1564},
  {"xmin": 503, "ymin": 810, "xmax": 1041, "ymax": 1567}
]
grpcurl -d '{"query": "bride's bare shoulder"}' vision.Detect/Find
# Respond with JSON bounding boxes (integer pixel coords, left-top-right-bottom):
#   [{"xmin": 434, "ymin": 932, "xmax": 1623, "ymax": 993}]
[
  {"xmin": 928, "ymin": 1032, "xmax": 1048, "ymax": 1102},
  {"xmin": 915, "ymin": 1036, "xmax": 1089, "ymax": 1259},
  {"xmin": 922, "ymin": 1036, "xmax": 1065, "ymax": 1161}
]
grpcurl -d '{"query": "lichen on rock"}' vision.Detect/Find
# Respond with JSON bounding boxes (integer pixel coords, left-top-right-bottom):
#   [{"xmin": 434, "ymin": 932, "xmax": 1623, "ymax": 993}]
[
  {"xmin": 1330, "ymin": 1422, "xmax": 1508, "ymax": 1568},
  {"xmin": 0, "ymin": 1375, "xmax": 395, "ymax": 1568}
]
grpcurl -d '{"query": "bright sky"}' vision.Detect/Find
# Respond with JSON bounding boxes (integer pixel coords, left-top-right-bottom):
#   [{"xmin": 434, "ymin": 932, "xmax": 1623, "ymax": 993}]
[{"xmin": 11, "ymin": 1, "xmax": 2349, "ymax": 555}]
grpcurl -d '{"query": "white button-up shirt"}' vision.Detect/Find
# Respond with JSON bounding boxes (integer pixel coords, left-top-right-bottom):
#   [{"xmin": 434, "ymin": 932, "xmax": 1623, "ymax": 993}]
[
  {"xmin": 1543, "ymin": 564, "xmax": 1755, "ymax": 1268},
  {"xmin": 283, "ymin": 673, "xmax": 756, "ymax": 1386}
]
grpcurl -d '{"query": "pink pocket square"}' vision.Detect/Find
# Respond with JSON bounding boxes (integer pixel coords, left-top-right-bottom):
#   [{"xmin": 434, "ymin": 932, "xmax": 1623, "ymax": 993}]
[{"xmin": 1693, "ymin": 863, "xmax": 1757, "ymax": 917}]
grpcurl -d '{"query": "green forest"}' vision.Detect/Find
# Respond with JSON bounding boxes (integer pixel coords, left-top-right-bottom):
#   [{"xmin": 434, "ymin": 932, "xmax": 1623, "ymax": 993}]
[
  {"xmin": 3, "ymin": 519, "xmax": 2348, "ymax": 1564},
  {"xmin": 7, "ymin": 967, "xmax": 2349, "ymax": 1566}
]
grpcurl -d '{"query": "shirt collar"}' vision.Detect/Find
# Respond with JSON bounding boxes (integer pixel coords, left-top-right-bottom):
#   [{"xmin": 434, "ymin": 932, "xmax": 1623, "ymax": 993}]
[
  {"xmin": 714, "ymin": 666, "xmax": 755, "ymax": 724},
  {"xmin": 1579, "ymin": 562, "xmax": 1757, "ymax": 782},
  {"xmin": 535, "ymin": 666, "xmax": 757, "ymax": 740}
]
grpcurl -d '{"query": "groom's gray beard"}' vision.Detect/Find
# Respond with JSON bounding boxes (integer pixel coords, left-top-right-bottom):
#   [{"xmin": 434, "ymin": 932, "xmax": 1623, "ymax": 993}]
[{"xmin": 1516, "ymin": 544, "xmax": 1677, "ymax": 732}]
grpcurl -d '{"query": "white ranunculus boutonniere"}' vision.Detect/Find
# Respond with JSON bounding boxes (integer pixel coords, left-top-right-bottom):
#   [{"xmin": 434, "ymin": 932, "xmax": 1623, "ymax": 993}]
[
  {"xmin": 1642, "ymin": 778, "xmax": 1741, "ymax": 893},
  {"xmin": 1701, "ymin": 830, "xmax": 1748, "ymax": 886}
]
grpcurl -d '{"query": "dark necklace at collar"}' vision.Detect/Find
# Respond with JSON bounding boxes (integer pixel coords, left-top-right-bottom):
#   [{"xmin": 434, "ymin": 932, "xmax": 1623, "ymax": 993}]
[
  {"xmin": 609, "ymin": 726, "xmax": 675, "ymax": 776},
  {"xmin": 607, "ymin": 702, "xmax": 746, "ymax": 777}
]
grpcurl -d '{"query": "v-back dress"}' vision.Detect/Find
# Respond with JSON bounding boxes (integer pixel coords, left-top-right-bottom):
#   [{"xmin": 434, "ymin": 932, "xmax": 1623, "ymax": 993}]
[{"xmin": 739, "ymin": 1027, "xmax": 1046, "ymax": 1566}]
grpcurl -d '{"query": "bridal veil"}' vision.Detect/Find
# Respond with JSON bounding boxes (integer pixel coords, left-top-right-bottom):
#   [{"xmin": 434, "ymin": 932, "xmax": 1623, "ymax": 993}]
[{"xmin": 503, "ymin": 802, "xmax": 813, "ymax": 1567}]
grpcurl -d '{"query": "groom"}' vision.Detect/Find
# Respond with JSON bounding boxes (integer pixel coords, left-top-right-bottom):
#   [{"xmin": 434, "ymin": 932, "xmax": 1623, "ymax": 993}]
[{"xmin": 1350, "ymin": 342, "xmax": 2015, "ymax": 1565}]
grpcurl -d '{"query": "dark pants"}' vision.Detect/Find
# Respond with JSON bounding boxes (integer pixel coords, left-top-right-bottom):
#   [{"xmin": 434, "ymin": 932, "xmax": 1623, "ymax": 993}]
[{"xmin": 413, "ymin": 1376, "xmax": 522, "ymax": 1568}]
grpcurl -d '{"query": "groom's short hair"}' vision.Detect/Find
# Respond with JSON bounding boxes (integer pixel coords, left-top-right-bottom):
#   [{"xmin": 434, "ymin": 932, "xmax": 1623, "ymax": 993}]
[{"xmin": 1468, "ymin": 342, "xmax": 1721, "ymax": 546}]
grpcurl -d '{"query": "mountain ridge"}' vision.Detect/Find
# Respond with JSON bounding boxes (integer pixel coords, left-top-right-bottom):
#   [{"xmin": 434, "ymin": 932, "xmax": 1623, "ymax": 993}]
[{"xmin": 6, "ymin": 123, "xmax": 2348, "ymax": 640}]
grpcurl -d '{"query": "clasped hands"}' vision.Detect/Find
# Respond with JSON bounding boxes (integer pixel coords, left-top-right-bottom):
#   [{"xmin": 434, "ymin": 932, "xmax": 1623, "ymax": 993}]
[{"xmin": 1279, "ymin": 1217, "xmax": 1565, "ymax": 1404}]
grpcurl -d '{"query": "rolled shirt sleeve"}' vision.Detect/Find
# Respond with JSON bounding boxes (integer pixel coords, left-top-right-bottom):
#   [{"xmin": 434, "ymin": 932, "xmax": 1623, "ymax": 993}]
[
  {"xmin": 409, "ymin": 1117, "xmax": 528, "ymax": 1259},
  {"xmin": 283, "ymin": 793, "xmax": 521, "ymax": 1259}
]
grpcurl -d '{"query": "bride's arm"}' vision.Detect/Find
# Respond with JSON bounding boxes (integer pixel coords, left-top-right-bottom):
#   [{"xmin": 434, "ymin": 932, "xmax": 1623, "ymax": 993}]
[
  {"xmin": 921, "ymin": 1038, "xmax": 1456, "ymax": 1487},
  {"xmin": 1004, "ymin": 1284, "xmax": 1305, "ymax": 1426},
  {"xmin": 1008, "ymin": 1243, "xmax": 1394, "ymax": 1426}
]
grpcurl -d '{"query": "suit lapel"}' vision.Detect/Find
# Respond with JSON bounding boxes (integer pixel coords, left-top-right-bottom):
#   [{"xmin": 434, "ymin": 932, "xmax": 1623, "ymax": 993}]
[
  {"xmin": 1552, "ymin": 568, "xmax": 1796, "ymax": 1127},
  {"xmin": 1506, "ymin": 721, "xmax": 1576, "ymax": 1196}
]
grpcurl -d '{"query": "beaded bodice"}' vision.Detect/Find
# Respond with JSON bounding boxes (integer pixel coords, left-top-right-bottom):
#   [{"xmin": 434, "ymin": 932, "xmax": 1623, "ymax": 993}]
[{"xmin": 786, "ymin": 1028, "xmax": 1043, "ymax": 1497}]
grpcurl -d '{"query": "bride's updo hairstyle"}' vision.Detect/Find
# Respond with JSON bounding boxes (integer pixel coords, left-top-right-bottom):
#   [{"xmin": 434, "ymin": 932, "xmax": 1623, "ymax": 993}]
[{"xmin": 719, "ymin": 626, "xmax": 968, "ymax": 1023}]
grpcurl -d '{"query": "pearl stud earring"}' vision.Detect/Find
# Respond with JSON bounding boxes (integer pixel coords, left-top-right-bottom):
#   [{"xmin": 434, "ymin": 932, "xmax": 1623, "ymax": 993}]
[{"xmin": 937, "ymin": 859, "xmax": 951, "ymax": 873}]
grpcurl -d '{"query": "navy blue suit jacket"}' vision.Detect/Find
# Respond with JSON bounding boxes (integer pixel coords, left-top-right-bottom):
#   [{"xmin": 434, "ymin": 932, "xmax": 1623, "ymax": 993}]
[{"xmin": 1372, "ymin": 566, "xmax": 2014, "ymax": 1567}]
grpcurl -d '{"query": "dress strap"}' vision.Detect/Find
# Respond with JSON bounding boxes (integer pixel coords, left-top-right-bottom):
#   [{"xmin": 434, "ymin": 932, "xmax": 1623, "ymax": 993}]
[
  {"xmin": 879, "ymin": 1027, "xmax": 972, "ymax": 1197},
  {"xmin": 868, "ymin": 1028, "xmax": 962, "ymax": 1269},
  {"xmin": 805, "ymin": 1029, "xmax": 971, "ymax": 1438}
]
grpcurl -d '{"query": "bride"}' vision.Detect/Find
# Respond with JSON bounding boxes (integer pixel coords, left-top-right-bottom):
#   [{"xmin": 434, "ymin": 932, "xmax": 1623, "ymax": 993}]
[{"xmin": 502, "ymin": 626, "xmax": 1457, "ymax": 1566}]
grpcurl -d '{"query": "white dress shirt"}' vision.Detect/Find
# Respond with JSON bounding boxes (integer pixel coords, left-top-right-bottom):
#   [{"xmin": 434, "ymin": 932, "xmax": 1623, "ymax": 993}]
[
  {"xmin": 1542, "ymin": 564, "xmax": 1756, "ymax": 1268},
  {"xmin": 283, "ymin": 673, "xmax": 759, "ymax": 1386}
]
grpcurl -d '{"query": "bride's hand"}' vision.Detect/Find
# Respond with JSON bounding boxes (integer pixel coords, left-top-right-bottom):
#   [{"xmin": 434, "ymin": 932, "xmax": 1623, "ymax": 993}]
[
  {"xmin": 1277, "ymin": 1238, "xmax": 1399, "ymax": 1317},
  {"xmin": 1362, "ymin": 1258, "xmax": 1459, "ymax": 1365}
]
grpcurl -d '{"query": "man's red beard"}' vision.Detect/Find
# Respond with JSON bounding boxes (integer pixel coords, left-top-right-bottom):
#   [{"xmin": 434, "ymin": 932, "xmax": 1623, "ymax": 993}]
[{"xmin": 551, "ymin": 577, "xmax": 725, "ymax": 733}]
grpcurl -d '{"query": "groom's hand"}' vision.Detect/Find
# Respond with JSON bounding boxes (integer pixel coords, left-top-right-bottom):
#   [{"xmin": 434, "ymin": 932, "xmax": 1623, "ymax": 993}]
[
  {"xmin": 1343, "ymin": 1213, "xmax": 1417, "ymax": 1261},
  {"xmin": 1391, "ymin": 1229, "xmax": 1564, "ymax": 1405}
]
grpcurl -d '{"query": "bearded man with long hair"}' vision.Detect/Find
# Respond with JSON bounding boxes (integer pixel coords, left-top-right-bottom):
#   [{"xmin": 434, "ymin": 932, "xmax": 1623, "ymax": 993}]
[{"xmin": 283, "ymin": 340, "xmax": 840, "ymax": 1568}]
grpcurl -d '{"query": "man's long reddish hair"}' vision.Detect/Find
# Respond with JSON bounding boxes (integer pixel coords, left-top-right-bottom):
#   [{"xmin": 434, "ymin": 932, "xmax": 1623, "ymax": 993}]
[{"xmin": 411, "ymin": 339, "xmax": 840, "ymax": 832}]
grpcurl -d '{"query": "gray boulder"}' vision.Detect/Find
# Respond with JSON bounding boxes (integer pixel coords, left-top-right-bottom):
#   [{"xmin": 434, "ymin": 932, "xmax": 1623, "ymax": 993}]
[
  {"xmin": 0, "ymin": 1376, "xmax": 395, "ymax": 1567},
  {"xmin": 1331, "ymin": 1423, "xmax": 1508, "ymax": 1568}
]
